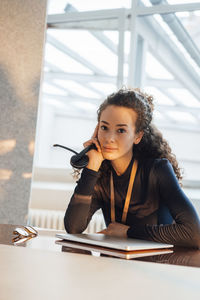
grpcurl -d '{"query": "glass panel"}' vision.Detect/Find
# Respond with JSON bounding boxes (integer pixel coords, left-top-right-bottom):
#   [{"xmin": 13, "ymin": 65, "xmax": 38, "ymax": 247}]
[
  {"xmin": 45, "ymin": 43, "xmax": 92, "ymax": 74},
  {"xmin": 48, "ymin": 0, "xmax": 132, "ymax": 15},
  {"xmin": 89, "ymin": 82, "xmax": 117, "ymax": 96},
  {"xmin": 167, "ymin": 89, "xmax": 200, "ymax": 108},
  {"xmin": 145, "ymin": 52, "xmax": 174, "ymax": 80},
  {"xmin": 153, "ymin": 110, "xmax": 166, "ymax": 122},
  {"xmin": 37, "ymin": 17, "xmax": 121, "ymax": 167},
  {"xmin": 140, "ymin": 0, "xmax": 152, "ymax": 6},
  {"xmin": 167, "ymin": 0, "xmax": 200, "ymax": 4},
  {"xmin": 175, "ymin": 10, "xmax": 200, "ymax": 54},
  {"xmin": 42, "ymin": 82, "xmax": 67, "ymax": 96},
  {"xmin": 144, "ymin": 87, "xmax": 175, "ymax": 106},
  {"xmin": 38, "ymin": 4, "xmax": 200, "ymax": 169},
  {"xmin": 48, "ymin": 29, "xmax": 118, "ymax": 76},
  {"xmin": 166, "ymin": 111, "xmax": 198, "ymax": 124},
  {"xmin": 142, "ymin": 0, "xmax": 200, "ymax": 5},
  {"xmin": 54, "ymin": 80, "xmax": 101, "ymax": 98},
  {"xmin": 141, "ymin": 10, "xmax": 200, "ymax": 130}
]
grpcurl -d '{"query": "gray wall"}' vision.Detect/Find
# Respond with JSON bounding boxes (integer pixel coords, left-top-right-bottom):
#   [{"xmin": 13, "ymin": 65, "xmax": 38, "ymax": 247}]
[{"xmin": 0, "ymin": 0, "xmax": 47, "ymax": 224}]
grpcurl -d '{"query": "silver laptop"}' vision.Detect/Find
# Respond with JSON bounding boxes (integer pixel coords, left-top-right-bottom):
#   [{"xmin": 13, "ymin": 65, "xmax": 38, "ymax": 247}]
[{"xmin": 56, "ymin": 233, "xmax": 173, "ymax": 251}]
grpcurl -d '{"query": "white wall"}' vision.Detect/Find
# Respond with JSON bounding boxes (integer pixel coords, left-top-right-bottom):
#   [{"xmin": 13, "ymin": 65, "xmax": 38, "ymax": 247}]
[{"xmin": 161, "ymin": 128, "xmax": 200, "ymax": 181}]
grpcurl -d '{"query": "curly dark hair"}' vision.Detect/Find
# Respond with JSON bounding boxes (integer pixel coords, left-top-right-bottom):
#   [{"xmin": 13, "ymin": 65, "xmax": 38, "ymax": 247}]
[{"xmin": 97, "ymin": 87, "xmax": 182, "ymax": 183}]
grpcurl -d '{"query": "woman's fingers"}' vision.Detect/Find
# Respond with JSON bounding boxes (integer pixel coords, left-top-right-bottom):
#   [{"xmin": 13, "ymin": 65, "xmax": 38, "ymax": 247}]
[
  {"xmin": 83, "ymin": 140, "xmax": 91, "ymax": 148},
  {"xmin": 91, "ymin": 124, "xmax": 99, "ymax": 139},
  {"xmin": 83, "ymin": 138, "xmax": 101, "ymax": 153},
  {"xmin": 97, "ymin": 229, "xmax": 106, "ymax": 234},
  {"xmin": 92, "ymin": 138, "xmax": 101, "ymax": 153},
  {"xmin": 83, "ymin": 124, "xmax": 101, "ymax": 153},
  {"xmin": 96, "ymin": 223, "xmax": 129, "ymax": 237}
]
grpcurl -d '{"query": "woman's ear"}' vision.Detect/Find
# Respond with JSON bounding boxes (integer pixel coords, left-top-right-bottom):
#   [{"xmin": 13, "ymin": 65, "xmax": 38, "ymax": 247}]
[{"xmin": 134, "ymin": 131, "xmax": 144, "ymax": 145}]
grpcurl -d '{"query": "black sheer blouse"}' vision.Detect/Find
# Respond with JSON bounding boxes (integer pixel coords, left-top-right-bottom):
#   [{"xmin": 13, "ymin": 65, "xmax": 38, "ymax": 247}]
[{"xmin": 64, "ymin": 157, "xmax": 200, "ymax": 248}]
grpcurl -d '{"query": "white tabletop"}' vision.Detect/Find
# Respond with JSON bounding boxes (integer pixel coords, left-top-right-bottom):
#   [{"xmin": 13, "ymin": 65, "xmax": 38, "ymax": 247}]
[{"xmin": 1, "ymin": 243, "xmax": 200, "ymax": 300}]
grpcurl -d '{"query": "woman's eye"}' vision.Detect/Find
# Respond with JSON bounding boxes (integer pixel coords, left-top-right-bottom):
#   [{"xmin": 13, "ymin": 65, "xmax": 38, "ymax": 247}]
[
  {"xmin": 101, "ymin": 125, "xmax": 107, "ymax": 130},
  {"xmin": 117, "ymin": 128, "xmax": 126, "ymax": 133}
]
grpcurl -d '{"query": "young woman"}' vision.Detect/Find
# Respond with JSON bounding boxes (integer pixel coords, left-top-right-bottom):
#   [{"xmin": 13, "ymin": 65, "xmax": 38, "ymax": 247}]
[{"xmin": 64, "ymin": 88, "xmax": 200, "ymax": 248}]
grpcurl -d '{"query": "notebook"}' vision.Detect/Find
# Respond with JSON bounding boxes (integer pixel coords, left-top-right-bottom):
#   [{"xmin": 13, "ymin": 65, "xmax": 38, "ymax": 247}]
[{"xmin": 55, "ymin": 233, "xmax": 173, "ymax": 252}]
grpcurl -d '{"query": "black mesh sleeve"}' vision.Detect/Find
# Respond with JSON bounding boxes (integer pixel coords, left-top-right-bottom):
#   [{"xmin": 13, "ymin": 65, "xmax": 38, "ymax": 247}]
[
  {"xmin": 64, "ymin": 168, "xmax": 102, "ymax": 233},
  {"xmin": 127, "ymin": 159, "xmax": 200, "ymax": 248}
]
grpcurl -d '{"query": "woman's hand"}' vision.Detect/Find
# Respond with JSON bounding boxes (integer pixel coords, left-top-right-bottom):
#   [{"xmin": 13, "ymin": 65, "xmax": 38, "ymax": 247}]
[
  {"xmin": 84, "ymin": 124, "xmax": 104, "ymax": 172},
  {"xmin": 98, "ymin": 222, "xmax": 130, "ymax": 238}
]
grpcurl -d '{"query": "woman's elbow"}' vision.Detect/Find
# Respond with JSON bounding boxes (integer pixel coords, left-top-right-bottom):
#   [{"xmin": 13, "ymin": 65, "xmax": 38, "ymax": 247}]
[
  {"xmin": 184, "ymin": 224, "xmax": 200, "ymax": 249},
  {"xmin": 190, "ymin": 232, "xmax": 200, "ymax": 249},
  {"xmin": 64, "ymin": 215, "xmax": 85, "ymax": 234}
]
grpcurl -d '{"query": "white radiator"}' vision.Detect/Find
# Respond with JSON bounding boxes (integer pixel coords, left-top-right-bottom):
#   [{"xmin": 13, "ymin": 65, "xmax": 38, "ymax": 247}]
[{"xmin": 28, "ymin": 209, "xmax": 106, "ymax": 233}]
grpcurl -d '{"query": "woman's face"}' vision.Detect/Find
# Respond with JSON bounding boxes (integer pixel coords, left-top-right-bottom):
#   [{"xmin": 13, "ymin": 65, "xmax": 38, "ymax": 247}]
[{"xmin": 98, "ymin": 105, "xmax": 143, "ymax": 162}]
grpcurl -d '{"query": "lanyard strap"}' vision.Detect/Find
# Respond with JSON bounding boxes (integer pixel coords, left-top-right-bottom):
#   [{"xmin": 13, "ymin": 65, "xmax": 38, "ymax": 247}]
[{"xmin": 110, "ymin": 160, "xmax": 138, "ymax": 224}]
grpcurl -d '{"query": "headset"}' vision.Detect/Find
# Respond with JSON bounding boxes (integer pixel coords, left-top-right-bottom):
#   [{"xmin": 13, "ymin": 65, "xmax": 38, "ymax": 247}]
[{"xmin": 53, "ymin": 143, "xmax": 97, "ymax": 169}]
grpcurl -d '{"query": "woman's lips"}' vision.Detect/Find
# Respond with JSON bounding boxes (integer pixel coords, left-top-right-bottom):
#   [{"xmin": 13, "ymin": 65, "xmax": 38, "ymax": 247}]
[{"xmin": 103, "ymin": 146, "xmax": 118, "ymax": 152}]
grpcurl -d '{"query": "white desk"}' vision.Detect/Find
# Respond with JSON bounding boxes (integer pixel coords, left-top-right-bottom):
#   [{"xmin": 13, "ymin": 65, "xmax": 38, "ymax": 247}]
[
  {"xmin": 1, "ymin": 243, "xmax": 200, "ymax": 300},
  {"xmin": 1, "ymin": 224, "xmax": 200, "ymax": 300}
]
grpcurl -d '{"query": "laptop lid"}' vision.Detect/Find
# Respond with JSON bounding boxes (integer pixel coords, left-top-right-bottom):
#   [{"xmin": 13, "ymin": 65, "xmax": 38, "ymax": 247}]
[{"xmin": 56, "ymin": 233, "xmax": 173, "ymax": 251}]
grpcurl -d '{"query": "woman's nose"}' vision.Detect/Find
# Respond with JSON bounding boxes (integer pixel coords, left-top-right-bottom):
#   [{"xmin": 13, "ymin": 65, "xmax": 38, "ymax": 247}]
[{"xmin": 105, "ymin": 132, "xmax": 115, "ymax": 143}]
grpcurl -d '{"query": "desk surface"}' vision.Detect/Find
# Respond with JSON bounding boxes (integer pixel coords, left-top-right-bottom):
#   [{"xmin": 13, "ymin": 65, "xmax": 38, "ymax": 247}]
[{"xmin": 1, "ymin": 224, "xmax": 200, "ymax": 300}]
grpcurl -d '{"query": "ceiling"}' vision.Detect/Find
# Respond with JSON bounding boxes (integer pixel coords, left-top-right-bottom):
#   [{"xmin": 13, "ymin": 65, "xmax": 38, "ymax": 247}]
[{"xmin": 42, "ymin": 0, "xmax": 200, "ymax": 132}]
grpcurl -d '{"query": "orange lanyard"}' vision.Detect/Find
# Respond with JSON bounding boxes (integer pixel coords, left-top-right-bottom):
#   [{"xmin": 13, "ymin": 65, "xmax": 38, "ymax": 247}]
[{"xmin": 110, "ymin": 160, "xmax": 138, "ymax": 224}]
